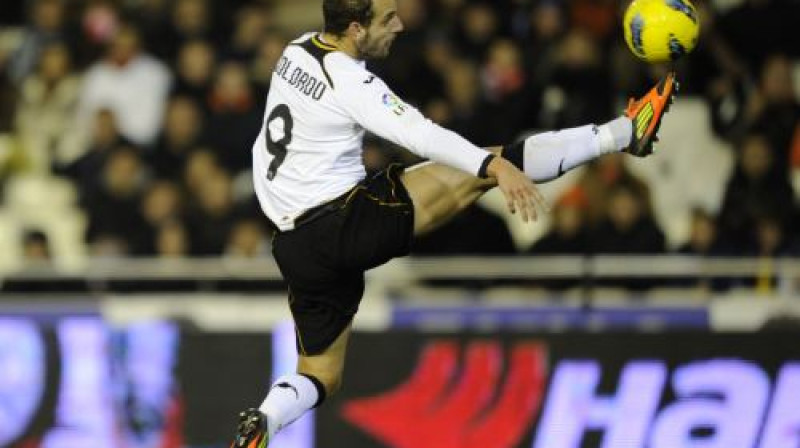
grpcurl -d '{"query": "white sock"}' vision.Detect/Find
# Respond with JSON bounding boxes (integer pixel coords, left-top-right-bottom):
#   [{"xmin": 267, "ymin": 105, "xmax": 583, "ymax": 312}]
[
  {"xmin": 599, "ymin": 116, "xmax": 634, "ymax": 152},
  {"xmin": 259, "ymin": 374, "xmax": 321, "ymax": 438},
  {"xmin": 504, "ymin": 117, "xmax": 633, "ymax": 182}
]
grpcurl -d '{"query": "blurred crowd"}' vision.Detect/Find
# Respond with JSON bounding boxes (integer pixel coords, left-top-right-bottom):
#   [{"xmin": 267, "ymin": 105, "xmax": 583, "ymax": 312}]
[{"xmin": 0, "ymin": 0, "xmax": 799, "ymax": 264}]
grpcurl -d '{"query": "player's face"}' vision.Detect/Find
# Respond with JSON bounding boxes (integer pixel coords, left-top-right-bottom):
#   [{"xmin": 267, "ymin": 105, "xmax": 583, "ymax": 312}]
[{"xmin": 357, "ymin": 0, "xmax": 404, "ymax": 59}]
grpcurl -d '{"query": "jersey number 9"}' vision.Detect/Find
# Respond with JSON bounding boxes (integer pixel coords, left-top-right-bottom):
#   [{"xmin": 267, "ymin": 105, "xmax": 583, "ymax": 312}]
[{"xmin": 265, "ymin": 104, "xmax": 293, "ymax": 181}]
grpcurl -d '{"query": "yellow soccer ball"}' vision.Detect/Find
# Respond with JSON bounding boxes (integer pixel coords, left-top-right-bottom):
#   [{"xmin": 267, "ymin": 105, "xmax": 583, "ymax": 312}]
[{"xmin": 623, "ymin": 0, "xmax": 700, "ymax": 63}]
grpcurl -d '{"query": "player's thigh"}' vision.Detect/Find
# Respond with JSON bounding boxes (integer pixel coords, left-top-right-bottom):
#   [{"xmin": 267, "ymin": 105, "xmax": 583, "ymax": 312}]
[
  {"xmin": 400, "ymin": 161, "xmax": 495, "ymax": 235},
  {"xmin": 297, "ymin": 324, "xmax": 352, "ymax": 395}
]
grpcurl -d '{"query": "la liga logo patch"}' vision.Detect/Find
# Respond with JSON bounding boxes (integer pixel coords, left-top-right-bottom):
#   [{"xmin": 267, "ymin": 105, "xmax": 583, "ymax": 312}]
[{"xmin": 382, "ymin": 92, "xmax": 408, "ymax": 116}]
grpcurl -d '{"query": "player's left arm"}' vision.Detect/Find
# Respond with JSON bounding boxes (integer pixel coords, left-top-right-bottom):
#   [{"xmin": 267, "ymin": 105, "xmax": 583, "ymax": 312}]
[
  {"xmin": 334, "ymin": 68, "xmax": 490, "ymax": 177},
  {"xmin": 333, "ymin": 67, "xmax": 546, "ymax": 222}
]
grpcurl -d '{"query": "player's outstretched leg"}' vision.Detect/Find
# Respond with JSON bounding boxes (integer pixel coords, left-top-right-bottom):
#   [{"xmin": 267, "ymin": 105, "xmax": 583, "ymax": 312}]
[
  {"xmin": 501, "ymin": 71, "xmax": 678, "ymax": 181},
  {"xmin": 403, "ymin": 72, "xmax": 678, "ymax": 236}
]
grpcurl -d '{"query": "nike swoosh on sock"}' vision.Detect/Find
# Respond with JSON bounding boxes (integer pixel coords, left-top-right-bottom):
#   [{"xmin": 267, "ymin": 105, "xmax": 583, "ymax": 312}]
[{"xmin": 273, "ymin": 382, "xmax": 300, "ymax": 400}]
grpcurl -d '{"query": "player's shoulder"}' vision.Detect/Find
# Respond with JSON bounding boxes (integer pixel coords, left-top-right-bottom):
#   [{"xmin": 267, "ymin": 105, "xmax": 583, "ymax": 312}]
[
  {"xmin": 325, "ymin": 55, "xmax": 383, "ymax": 94},
  {"xmin": 290, "ymin": 32, "xmax": 316, "ymax": 45},
  {"xmin": 325, "ymin": 53, "xmax": 370, "ymax": 79},
  {"xmin": 291, "ymin": 34, "xmax": 372, "ymax": 77},
  {"xmin": 283, "ymin": 32, "xmax": 382, "ymax": 95}
]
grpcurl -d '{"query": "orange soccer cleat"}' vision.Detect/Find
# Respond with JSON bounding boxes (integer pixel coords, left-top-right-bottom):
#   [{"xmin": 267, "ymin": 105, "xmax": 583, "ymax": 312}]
[
  {"xmin": 624, "ymin": 71, "xmax": 679, "ymax": 157},
  {"xmin": 230, "ymin": 408, "xmax": 270, "ymax": 448}
]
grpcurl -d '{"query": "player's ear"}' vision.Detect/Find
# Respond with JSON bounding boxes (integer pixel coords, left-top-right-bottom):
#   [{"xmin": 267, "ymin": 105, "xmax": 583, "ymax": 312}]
[{"xmin": 348, "ymin": 22, "xmax": 366, "ymax": 40}]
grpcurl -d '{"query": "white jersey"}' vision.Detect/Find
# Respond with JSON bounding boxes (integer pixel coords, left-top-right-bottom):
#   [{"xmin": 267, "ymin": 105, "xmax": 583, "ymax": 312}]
[{"xmin": 252, "ymin": 33, "xmax": 491, "ymax": 231}]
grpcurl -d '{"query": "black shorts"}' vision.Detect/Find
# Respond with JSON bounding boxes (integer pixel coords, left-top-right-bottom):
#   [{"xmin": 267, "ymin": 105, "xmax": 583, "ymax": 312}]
[{"xmin": 272, "ymin": 165, "xmax": 414, "ymax": 355}]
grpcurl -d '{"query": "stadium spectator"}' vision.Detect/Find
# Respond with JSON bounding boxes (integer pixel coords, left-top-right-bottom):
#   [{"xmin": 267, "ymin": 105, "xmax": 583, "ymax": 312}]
[
  {"xmin": 442, "ymin": 59, "xmax": 491, "ymax": 142},
  {"xmin": 129, "ymin": 0, "xmax": 172, "ymax": 61},
  {"xmin": 172, "ymin": 40, "xmax": 216, "ymax": 106},
  {"xmin": 182, "ymin": 148, "xmax": 223, "ymax": 200},
  {"xmin": 7, "ymin": 0, "xmax": 75, "ymax": 84},
  {"xmin": 225, "ymin": 218, "xmax": 269, "ymax": 258},
  {"xmin": 162, "ymin": 0, "xmax": 217, "ymax": 62},
  {"xmin": 568, "ymin": 0, "xmax": 616, "ymax": 45},
  {"xmin": 752, "ymin": 214, "xmax": 799, "ymax": 258},
  {"xmin": 140, "ymin": 180, "xmax": 185, "ymax": 255},
  {"xmin": 591, "ymin": 182, "xmax": 666, "ymax": 254},
  {"xmin": 709, "ymin": 17, "xmax": 798, "ymax": 143},
  {"xmin": 149, "ymin": 96, "xmax": 205, "ymax": 179},
  {"xmin": 575, "ymin": 154, "xmax": 651, "ymax": 228},
  {"xmin": 479, "ymin": 38, "xmax": 537, "ymax": 143},
  {"xmin": 15, "ymin": 42, "xmax": 80, "ymax": 172},
  {"xmin": 680, "ymin": 0, "xmax": 745, "ymax": 96},
  {"xmin": 537, "ymin": 29, "xmax": 613, "ymax": 128},
  {"xmin": 529, "ymin": 187, "xmax": 590, "ymax": 255},
  {"xmin": 746, "ymin": 214, "xmax": 800, "ymax": 293},
  {"xmin": 185, "ymin": 170, "xmax": 237, "ymax": 255},
  {"xmin": 748, "ymin": 54, "xmax": 800, "ymax": 168},
  {"xmin": 203, "ymin": 62, "xmax": 261, "ymax": 174},
  {"xmin": 675, "ymin": 208, "xmax": 726, "ymax": 291},
  {"xmin": 678, "ymin": 208, "xmax": 723, "ymax": 256},
  {"xmin": 718, "ymin": 0, "xmax": 800, "ymax": 74},
  {"xmin": 250, "ymin": 31, "xmax": 289, "ymax": 91},
  {"xmin": 518, "ymin": 0, "xmax": 564, "ymax": 85},
  {"xmin": 422, "ymin": 33, "xmax": 458, "ymax": 80},
  {"xmin": 77, "ymin": 0, "xmax": 122, "ymax": 66},
  {"xmin": 453, "ymin": 2, "xmax": 500, "ymax": 63},
  {"xmin": 156, "ymin": 220, "xmax": 190, "ymax": 258},
  {"xmin": 21, "ymin": 229, "xmax": 51, "ymax": 261},
  {"xmin": 710, "ymin": 53, "xmax": 797, "ymax": 150},
  {"xmin": 718, "ymin": 133, "xmax": 796, "ymax": 252},
  {"xmin": 83, "ymin": 146, "xmax": 149, "ymax": 254},
  {"xmin": 75, "ymin": 24, "xmax": 171, "ymax": 146},
  {"xmin": 222, "ymin": 5, "xmax": 272, "ymax": 62},
  {"xmin": 55, "ymin": 108, "xmax": 128, "ymax": 200}
]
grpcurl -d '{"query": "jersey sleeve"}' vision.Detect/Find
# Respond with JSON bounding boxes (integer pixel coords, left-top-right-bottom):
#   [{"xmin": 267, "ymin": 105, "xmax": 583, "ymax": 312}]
[{"xmin": 331, "ymin": 61, "xmax": 491, "ymax": 177}]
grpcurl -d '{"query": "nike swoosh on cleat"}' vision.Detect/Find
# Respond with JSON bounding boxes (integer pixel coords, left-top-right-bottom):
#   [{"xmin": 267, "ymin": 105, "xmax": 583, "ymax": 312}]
[{"xmin": 557, "ymin": 158, "xmax": 566, "ymax": 177}]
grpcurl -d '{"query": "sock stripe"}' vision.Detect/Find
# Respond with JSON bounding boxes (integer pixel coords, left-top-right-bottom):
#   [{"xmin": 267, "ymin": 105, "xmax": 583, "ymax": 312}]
[{"xmin": 299, "ymin": 373, "xmax": 327, "ymax": 408}]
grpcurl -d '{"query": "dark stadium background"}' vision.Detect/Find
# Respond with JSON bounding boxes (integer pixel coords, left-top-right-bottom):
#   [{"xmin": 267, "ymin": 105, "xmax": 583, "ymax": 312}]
[{"xmin": 0, "ymin": 0, "xmax": 799, "ymax": 447}]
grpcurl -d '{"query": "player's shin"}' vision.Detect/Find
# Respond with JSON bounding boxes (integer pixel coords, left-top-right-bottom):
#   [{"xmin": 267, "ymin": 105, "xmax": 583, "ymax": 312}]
[{"xmin": 501, "ymin": 117, "xmax": 633, "ymax": 182}]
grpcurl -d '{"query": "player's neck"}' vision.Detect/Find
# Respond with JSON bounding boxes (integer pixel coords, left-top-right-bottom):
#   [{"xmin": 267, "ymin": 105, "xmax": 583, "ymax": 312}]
[{"xmin": 319, "ymin": 32, "xmax": 359, "ymax": 59}]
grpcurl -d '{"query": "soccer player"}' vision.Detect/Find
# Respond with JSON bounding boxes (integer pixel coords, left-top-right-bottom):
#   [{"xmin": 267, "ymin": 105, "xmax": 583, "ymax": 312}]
[{"xmin": 232, "ymin": 0, "xmax": 676, "ymax": 445}]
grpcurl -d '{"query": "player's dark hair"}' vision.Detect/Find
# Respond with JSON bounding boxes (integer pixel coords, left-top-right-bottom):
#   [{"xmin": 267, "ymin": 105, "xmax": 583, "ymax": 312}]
[{"xmin": 323, "ymin": 0, "xmax": 375, "ymax": 36}]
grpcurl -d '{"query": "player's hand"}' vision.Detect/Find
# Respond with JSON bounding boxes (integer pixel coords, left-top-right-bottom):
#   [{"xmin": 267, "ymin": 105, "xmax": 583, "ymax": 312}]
[{"xmin": 487, "ymin": 156, "xmax": 549, "ymax": 223}]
